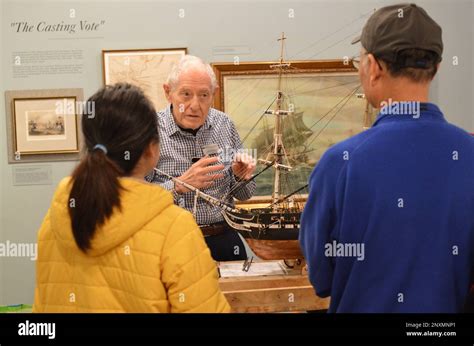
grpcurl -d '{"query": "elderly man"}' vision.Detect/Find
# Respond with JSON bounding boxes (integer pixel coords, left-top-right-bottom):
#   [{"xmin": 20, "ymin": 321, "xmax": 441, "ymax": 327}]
[
  {"xmin": 147, "ymin": 55, "xmax": 256, "ymax": 262},
  {"xmin": 300, "ymin": 4, "xmax": 474, "ymax": 312}
]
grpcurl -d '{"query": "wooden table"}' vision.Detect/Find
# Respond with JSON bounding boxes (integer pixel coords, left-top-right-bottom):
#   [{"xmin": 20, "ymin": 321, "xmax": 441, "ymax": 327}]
[{"xmin": 218, "ymin": 260, "xmax": 330, "ymax": 313}]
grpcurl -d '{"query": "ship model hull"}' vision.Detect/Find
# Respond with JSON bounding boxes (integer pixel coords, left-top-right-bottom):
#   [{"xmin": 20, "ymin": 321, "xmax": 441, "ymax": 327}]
[{"xmin": 223, "ymin": 208, "xmax": 303, "ymax": 260}]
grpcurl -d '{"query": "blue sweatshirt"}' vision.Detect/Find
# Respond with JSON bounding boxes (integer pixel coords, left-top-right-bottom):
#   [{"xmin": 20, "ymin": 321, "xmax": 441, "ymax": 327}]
[{"xmin": 300, "ymin": 102, "xmax": 474, "ymax": 312}]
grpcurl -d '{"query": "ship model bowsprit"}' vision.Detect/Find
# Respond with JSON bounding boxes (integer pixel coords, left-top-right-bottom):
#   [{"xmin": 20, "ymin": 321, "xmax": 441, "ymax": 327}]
[{"xmin": 157, "ymin": 32, "xmax": 371, "ymax": 261}]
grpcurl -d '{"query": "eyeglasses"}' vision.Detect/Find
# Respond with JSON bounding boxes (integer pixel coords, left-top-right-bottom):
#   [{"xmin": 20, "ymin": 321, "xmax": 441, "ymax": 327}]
[
  {"xmin": 351, "ymin": 52, "xmax": 367, "ymax": 70},
  {"xmin": 351, "ymin": 52, "xmax": 383, "ymax": 71},
  {"xmin": 351, "ymin": 56, "xmax": 361, "ymax": 70}
]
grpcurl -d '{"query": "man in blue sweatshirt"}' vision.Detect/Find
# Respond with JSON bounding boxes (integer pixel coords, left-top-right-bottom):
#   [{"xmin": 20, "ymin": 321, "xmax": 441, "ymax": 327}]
[{"xmin": 300, "ymin": 3, "xmax": 474, "ymax": 312}]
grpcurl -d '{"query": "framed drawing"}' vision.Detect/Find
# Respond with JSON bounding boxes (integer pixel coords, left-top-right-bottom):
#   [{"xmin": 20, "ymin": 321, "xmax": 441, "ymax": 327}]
[
  {"xmin": 212, "ymin": 60, "xmax": 375, "ymax": 201},
  {"xmin": 5, "ymin": 88, "xmax": 83, "ymax": 164},
  {"xmin": 102, "ymin": 48, "xmax": 187, "ymax": 111}
]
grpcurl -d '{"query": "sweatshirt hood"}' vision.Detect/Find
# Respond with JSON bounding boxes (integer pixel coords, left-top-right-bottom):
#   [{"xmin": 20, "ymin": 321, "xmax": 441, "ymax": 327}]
[{"xmin": 48, "ymin": 177, "xmax": 173, "ymax": 256}]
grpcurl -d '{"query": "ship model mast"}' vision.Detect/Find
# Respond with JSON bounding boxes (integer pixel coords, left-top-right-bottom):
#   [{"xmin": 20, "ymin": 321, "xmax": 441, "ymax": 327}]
[{"xmin": 260, "ymin": 32, "xmax": 294, "ymax": 210}]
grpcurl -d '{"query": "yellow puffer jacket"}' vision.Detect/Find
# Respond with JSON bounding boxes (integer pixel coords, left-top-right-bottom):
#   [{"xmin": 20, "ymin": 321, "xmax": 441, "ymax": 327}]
[{"xmin": 33, "ymin": 177, "xmax": 230, "ymax": 313}]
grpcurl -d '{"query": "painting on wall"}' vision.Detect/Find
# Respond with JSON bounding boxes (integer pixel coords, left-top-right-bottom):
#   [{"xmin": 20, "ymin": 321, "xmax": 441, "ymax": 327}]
[
  {"xmin": 102, "ymin": 48, "xmax": 187, "ymax": 111},
  {"xmin": 212, "ymin": 60, "xmax": 374, "ymax": 199},
  {"xmin": 5, "ymin": 89, "xmax": 83, "ymax": 163}
]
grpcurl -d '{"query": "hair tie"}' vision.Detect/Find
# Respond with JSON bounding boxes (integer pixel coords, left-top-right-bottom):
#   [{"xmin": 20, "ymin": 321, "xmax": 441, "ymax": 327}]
[{"xmin": 92, "ymin": 144, "xmax": 108, "ymax": 155}]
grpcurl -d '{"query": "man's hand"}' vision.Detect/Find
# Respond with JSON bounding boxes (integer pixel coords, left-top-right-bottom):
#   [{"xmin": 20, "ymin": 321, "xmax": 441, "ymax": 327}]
[
  {"xmin": 174, "ymin": 156, "xmax": 225, "ymax": 194},
  {"xmin": 232, "ymin": 153, "xmax": 256, "ymax": 181}
]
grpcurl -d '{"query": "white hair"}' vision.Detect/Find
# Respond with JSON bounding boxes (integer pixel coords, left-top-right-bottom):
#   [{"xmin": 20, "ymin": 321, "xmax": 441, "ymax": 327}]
[{"xmin": 166, "ymin": 55, "xmax": 217, "ymax": 92}]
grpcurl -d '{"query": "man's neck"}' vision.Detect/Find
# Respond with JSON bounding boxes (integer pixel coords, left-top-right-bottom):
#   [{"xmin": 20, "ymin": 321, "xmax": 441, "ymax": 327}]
[
  {"xmin": 178, "ymin": 124, "xmax": 201, "ymax": 136},
  {"xmin": 380, "ymin": 79, "xmax": 430, "ymax": 104}
]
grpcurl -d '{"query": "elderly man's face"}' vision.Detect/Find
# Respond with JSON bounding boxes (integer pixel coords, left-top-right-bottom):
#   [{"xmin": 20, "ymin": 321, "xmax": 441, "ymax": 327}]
[{"xmin": 164, "ymin": 69, "xmax": 213, "ymax": 130}]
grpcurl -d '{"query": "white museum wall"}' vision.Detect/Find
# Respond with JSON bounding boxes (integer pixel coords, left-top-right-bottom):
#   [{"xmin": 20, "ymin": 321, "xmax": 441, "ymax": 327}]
[
  {"xmin": 429, "ymin": 0, "xmax": 473, "ymax": 132},
  {"xmin": 0, "ymin": 0, "xmax": 473, "ymax": 305}
]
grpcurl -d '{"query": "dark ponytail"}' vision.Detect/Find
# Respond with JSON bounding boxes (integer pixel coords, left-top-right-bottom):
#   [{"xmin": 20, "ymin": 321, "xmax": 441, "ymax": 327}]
[{"xmin": 69, "ymin": 83, "xmax": 159, "ymax": 252}]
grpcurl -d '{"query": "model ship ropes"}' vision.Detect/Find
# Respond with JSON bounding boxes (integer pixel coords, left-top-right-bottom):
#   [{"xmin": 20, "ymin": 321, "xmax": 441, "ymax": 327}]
[{"xmin": 157, "ymin": 26, "xmax": 375, "ymax": 261}]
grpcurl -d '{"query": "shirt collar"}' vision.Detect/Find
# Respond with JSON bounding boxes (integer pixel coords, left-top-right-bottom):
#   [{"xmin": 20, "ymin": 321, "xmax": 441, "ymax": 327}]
[
  {"xmin": 162, "ymin": 104, "xmax": 213, "ymax": 136},
  {"xmin": 372, "ymin": 102, "xmax": 446, "ymax": 127}
]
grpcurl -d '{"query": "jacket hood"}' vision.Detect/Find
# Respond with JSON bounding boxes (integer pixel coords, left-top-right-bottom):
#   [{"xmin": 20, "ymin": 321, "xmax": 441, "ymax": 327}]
[{"xmin": 49, "ymin": 177, "xmax": 173, "ymax": 256}]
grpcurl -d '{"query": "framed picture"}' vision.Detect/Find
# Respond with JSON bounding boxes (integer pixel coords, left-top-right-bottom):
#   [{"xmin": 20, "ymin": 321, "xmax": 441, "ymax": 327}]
[
  {"xmin": 5, "ymin": 89, "xmax": 83, "ymax": 164},
  {"xmin": 212, "ymin": 59, "xmax": 375, "ymax": 201},
  {"xmin": 102, "ymin": 48, "xmax": 187, "ymax": 111}
]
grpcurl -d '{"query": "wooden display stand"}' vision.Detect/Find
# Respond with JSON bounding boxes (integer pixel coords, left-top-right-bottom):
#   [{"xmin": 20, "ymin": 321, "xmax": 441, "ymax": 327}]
[{"xmin": 218, "ymin": 260, "xmax": 330, "ymax": 313}]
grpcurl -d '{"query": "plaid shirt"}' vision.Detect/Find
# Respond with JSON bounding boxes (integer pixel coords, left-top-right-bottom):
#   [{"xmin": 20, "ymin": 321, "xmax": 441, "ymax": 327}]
[{"xmin": 146, "ymin": 105, "xmax": 256, "ymax": 225}]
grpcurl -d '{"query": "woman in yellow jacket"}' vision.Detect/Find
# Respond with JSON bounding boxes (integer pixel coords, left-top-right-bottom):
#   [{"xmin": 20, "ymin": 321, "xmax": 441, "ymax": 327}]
[{"xmin": 33, "ymin": 83, "xmax": 230, "ymax": 313}]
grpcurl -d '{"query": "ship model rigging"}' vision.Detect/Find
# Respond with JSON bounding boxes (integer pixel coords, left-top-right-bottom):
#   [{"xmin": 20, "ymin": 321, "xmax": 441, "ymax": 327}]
[{"xmin": 157, "ymin": 31, "xmax": 374, "ymax": 261}]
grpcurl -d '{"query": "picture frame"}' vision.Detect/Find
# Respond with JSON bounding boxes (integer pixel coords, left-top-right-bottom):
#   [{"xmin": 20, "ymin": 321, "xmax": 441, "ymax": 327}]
[
  {"xmin": 5, "ymin": 88, "xmax": 84, "ymax": 164},
  {"xmin": 102, "ymin": 48, "xmax": 187, "ymax": 112},
  {"xmin": 212, "ymin": 59, "xmax": 374, "ymax": 201}
]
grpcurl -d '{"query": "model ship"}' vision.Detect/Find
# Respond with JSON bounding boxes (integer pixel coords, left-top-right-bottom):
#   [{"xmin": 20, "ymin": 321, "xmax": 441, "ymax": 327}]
[
  {"xmin": 217, "ymin": 33, "xmax": 306, "ymax": 260},
  {"xmin": 157, "ymin": 33, "xmax": 373, "ymax": 261}
]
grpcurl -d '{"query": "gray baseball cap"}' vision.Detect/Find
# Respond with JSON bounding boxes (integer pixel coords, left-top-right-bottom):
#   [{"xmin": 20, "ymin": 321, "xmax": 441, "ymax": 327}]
[{"xmin": 352, "ymin": 4, "xmax": 443, "ymax": 67}]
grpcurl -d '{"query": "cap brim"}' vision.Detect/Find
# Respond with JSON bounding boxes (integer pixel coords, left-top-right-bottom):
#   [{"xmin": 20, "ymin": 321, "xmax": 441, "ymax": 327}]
[{"xmin": 351, "ymin": 35, "xmax": 361, "ymax": 45}]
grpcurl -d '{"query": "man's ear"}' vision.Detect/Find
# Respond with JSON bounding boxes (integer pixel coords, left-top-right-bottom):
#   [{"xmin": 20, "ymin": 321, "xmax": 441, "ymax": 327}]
[
  {"xmin": 367, "ymin": 54, "xmax": 383, "ymax": 86},
  {"xmin": 163, "ymin": 84, "xmax": 172, "ymax": 103}
]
